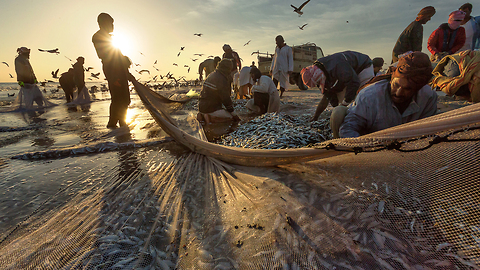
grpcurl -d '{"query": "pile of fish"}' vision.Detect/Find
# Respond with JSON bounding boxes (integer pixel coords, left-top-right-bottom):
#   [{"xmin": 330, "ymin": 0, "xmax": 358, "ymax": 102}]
[{"xmin": 219, "ymin": 113, "xmax": 332, "ymax": 149}]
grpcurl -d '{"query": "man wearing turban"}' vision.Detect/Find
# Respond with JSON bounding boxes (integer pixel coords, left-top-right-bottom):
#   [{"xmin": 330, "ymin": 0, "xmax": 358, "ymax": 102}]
[
  {"xmin": 392, "ymin": 6, "xmax": 436, "ymax": 63},
  {"xmin": 300, "ymin": 51, "xmax": 374, "ymax": 125},
  {"xmin": 197, "ymin": 58, "xmax": 241, "ymax": 124},
  {"xmin": 428, "ymin": 11, "xmax": 467, "ymax": 62},
  {"xmin": 339, "ymin": 52, "xmax": 437, "ymax": 138}
]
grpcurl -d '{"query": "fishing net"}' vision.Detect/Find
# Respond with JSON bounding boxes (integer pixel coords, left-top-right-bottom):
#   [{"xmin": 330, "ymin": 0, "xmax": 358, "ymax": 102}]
[
  {"xmin": 0, "ymin": 80, "xmax": 479, "ymax": 269},
  {"xmin": 0, "ymin": 83, "xmax": 56, "ymax": 113}
]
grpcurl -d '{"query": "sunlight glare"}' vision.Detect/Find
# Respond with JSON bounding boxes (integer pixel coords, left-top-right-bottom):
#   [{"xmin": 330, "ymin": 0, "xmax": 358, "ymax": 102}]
[{"xmin": 111, "ymin": 31, "xmax": 133, "ymax": 56}]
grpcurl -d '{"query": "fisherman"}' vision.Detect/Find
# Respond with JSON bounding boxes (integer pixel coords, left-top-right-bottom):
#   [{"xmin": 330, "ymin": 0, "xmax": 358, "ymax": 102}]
[
  {"xmin": 92, "ymin": 13, "xmax": 134, "ymax": 128},
  {"xmin": 372, "ymin": 57, "xmax": 385, "ymax": 76},
  {"xmin": 300, "ymin": 51, "xmax": 374, "ymax": 125},
  {"xmin": 237, "ymin": 66, "xmax": 254, "ymax": 99},
  {"xmin": 392, "ymin": 6, "xmax": 436, "ymax": 63},
  {"xmin": 197, "ymin": 59, "xmax": 241, "ymax": 124},
  {"xmin": 270, "ymin": 35, "xmax": 293, "ymax": 98},
  {"xmin": 198, "ymin": 56, "xmax": 221, "ymax": 81},
  {"xmin": 458, "ymin": 3, "xmax": 480, "ymax": 51},
  {"xmin": 246, "ymin": 67, "xmax": 280, "ymax": 114},
  {"xmin": 339, "ymin": 52, "xmax": 437, "ymax": 138},
  {"xmin": 222, "ymin": 44, "xmax": 241, "ymax": 77},
  {"xmin": 428, "ymin": 11, "xmax": 466, "ymax": 62},
  {"xmin": 14, "ymin": 47, "xmax": 47, "ymax": 109},
  {"xmin": 73, "ymin": 56, "xmax": 86, "ymax": 94},
  {"xmin": 59, "ymin": 68, "xmax": 76, "ymax": 103}
]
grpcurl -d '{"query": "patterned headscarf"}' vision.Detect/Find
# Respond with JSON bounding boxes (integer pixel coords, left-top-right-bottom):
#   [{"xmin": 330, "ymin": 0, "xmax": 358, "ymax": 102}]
[
  {"xmin": 392, "ymin": 51, "xmax": 432, "ymax": 89},
  {"xmin": 448, "ymin": 10, "xmax": 466, "ymax": 30},
  {"xmin": 301, "ymin": 65, "xmax": 326, "ymax": 91},
  {"xmin": 416, "ymin": 6, "xmax": 436, "ymax": 21}
]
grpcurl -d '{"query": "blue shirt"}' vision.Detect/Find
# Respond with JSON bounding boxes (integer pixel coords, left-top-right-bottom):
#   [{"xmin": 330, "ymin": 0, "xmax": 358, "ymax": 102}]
[{"xmin": 339, "ymin": 79, "xmax": 438, "ymax": 138}]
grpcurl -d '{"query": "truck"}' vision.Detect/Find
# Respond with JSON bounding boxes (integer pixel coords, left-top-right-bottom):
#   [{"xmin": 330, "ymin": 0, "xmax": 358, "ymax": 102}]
[{"xmin": 255, "ymin": 42, "xmax": 324, "ymax": 90}]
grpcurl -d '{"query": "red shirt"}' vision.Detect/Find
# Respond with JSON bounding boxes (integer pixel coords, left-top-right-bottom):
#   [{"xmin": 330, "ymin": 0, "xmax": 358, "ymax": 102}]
[{"xmin": 427, "ymin": 23, "xmax": 466, "ymax": 55}]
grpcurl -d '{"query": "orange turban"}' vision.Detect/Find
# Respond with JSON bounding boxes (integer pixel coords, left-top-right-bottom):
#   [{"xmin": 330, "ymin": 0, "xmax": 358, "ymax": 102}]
[
  {"xmin": 416, "ymin": 6, "xmax": 436, "ymax": 21},
  {"xmin": 393, "ymin": 51, "xmax": 433, "ymax": 89}
]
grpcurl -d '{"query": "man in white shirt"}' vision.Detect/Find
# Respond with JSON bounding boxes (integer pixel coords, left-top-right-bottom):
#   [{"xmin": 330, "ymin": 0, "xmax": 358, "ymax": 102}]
[
  {"xmin": 270, "ymin": 35, "xmax": 293, "ymax": 98},
  {"xmin": 459, "ymin": 3, "xmax": 480, "ymax": 51}
]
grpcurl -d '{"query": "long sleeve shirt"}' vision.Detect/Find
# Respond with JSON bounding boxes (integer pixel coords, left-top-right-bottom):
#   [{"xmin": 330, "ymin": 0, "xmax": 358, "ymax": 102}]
[
  {"xmin": 270, "ymin": 45, "xmax": 294, "ymax": 74},
  {"xmin": 393, "ymin": 21, "xmax": 424, "ymax": 58},
  {"xmin": 339, "ymin": 79, "xmax": 437, "ymax": 138},
  {"xmin": 252, "ymin": 75, "xmax": 280, "ymax": 113},
  {"xmin": 198, "ymin": 70, "xmax": 234, "ymax": 113},
  {"xmin": 15, "ymin": 55, "xmax": 36, "ymax": 84},
  {"xmin": 427, "ymin": 23, "xmax": 466, "ymax": 55}
]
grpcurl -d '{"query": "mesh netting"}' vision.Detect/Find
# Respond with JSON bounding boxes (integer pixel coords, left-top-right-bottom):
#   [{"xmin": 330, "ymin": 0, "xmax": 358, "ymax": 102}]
[{"xmin": 0, "ymin": 81, "xmax": 479, "ymax": 269}]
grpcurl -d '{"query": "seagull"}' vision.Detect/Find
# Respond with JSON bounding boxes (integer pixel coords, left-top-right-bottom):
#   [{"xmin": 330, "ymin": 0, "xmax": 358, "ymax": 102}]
[
  {"xmin": 177, "ymin": 52, "xmax": 181, "ymax": 57},
  {"xmin": 193, "ymin": 33, "xmax": 203, "ymax": 37},
  {"xmin": 184, "ymin": 65, "xmax": 189, "ymax": 68},
  {"xmin": 244, "ymin": 40, "xmax": 251, "ymax": 46},
  {"xmin": 139, "ymin": 51, "xmax": 145, "ymax": 56},
  {"xmin": 298, "ymin": 23, "xmax": 308, "ymax": 30},
  {"xmin": 191, "ymin": 58, "xmax": 198, "ymax": 62},
  {"xmin": 134, "ymin": 63, "xmax": 141, "ymax": 66},
  {"xmin": 51, "ymin": 69, "xmax": 59, "ymax": 78},
  {"xmin": 180, "ymin": 47, "xmax": 185, "ymax": 51},
  {"xmin": 153, "ymin": 66, "xmax": 159, "ymax": 71},
  {"xmin": 154, "ymin": 60, "xmax": 157, "ymax": 65},
  {"xmin": 193, "ymin": 53, "xmax": 204, "ymax": 56},
  {"xmin": 91, "ymin": 72, "xmax": 101, "ymax": 79},
  {"xmin": 188, "ymin": 67, "xmax": 191, "ymax": 73},
  {"xmin": 7, "ymin": 93, "xmax": 15, "ymax": 97},
  {"xmin": 207, "ymin": 55, "xmax": 214, "ymax": 58},
  {"xmin": 2, "ymin": 62, "xmax": 9, "ymax": 67},
  {"xmin": 39, "ymin": 48, "xmax": 60, "ymax": 54},
  {"xmin": 153, "ymin": 75, "xmax": 158, "ymax": 81},
  {"xmin": 85, "ymin": 67, "xmax": 94, "ymax": 71},
  {"xmin": 9, "ymin": 73, "xmax": 13, "ymax": 78},
  {"xmin": 173, "ymin": 63, "xmax": 178, "ymax": 66},
  {"xmin": 291, "ymin": 0, "xmax": 310, "ymax": 16},
  {"xmin": 138, "ymin": 69, "xmax": 150, "ymax": 74}
]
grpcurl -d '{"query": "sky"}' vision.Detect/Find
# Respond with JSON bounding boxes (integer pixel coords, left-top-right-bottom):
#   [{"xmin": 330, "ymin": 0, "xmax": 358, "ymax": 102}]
[{"xmin": 0, "ymin": 0, "xmax": 467, "ymax": 83}]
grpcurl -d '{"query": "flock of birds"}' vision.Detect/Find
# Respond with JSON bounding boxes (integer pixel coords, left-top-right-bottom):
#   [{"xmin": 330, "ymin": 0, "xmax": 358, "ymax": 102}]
[{"xmin": 1, "ymin": 2, "xmax": 321, "ymax": 92}]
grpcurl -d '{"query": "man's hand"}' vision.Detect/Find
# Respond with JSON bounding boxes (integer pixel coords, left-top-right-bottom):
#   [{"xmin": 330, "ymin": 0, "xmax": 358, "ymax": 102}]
[
  {"xmin": 340, "ymin": 100, "xmax": 350, "ymax": 107},
  {"xmin": 18, "ymin": 81, "xmax": 24, "ymax": 87}
]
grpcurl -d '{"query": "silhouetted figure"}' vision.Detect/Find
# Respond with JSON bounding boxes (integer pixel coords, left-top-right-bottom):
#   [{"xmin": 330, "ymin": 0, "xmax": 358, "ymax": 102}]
[
  {"xmin": 59, "ymin": 68, "xmax": 75, "ymax": 102},
  {"xmin": 92, "ymin": 13, "xmax": 133, "ymax": 128},
  {"xmin": 73, "ymin": 57, "xmax": 86, "ymax": 94}
]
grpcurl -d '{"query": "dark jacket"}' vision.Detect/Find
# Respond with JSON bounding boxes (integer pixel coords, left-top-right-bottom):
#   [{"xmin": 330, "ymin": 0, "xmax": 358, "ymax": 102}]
[
  {"xmin": 427, "ymin": 23, "xmax": 466, "ymax": 55},
  {"xmin": 72, "ymin": 62, "xmax": 85, "ymax": 90},
  {"xmin": 198, "ymin": 70, "xmax": 234, "ymax": 114},
  {"xmin": 393, "ymin": 21, "xmax": 424, "ymax": 59},
  {"xmin": 314, "ymin": 51, "xmax": 372, "ymax": 103}
]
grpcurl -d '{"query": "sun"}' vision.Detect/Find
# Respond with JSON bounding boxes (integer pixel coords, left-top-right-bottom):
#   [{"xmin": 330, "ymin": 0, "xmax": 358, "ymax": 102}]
[{"xmin": 111, "ymin": 31, "xmax": 133, "ymax": 56}]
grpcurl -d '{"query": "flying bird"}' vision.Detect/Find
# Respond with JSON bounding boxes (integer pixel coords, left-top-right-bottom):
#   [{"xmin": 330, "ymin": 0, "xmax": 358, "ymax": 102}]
[
  {"xmin": 193, "ymin": 33, "xmax": 203, "ymax": 37},
  {"xmin": 39, "ymin": 48, "xmax": 60, "ymax": 54},
  {"xmin": 2, "ymin": 62, "xmax": 9, "ymax": 67},
  {"xmin": 85, "ymin": 67, "xmax": 94, "ymax": 71},
  {"xmin": 138, "ymin": 69, "xmax": 150, "ymax": 74},
  {"xmin": 193, "ymin": 53, "xmax": 204, "ymax": 56},
  {"xmin": 291, "ymin": 0, "xmax": 310, "ymax": 16},
  {"xmin": 184, "ymin": 65, "xmax": 189, "ymax": 68},
  {"xmin": 180, "ymin": 47, "xmax": 185, "ymax": 51},
  {"xmin": 91, "ymin": 72, "xmax": 101, "ymax": 79},
  {"xmin": 207, "ymin": 55, "xmax": 214, "ymax": 58},
  {"xmin": 139, "ymin": 51, "xmax": 145, "ymax": 56},
  {"xmin": 7, "ymin": 93, "xmax": 15, "ymax": 97},
  {"xmin": 153, "ymin": 66, "xmax": 159, "ymax": 71},
  {"xmin": 9, "ymin": 73, "xmax": 13, "ymax": 78},
  {"xmin": 153, "ymin": 75, "xmax": 158, "ymax": 81},
  {"xmin": 191, "ymin": 58, "xmax": 198, "ymax": 62},
  {"xmin": 51, "ymin": 69, "xmax": 59, "ymax": 78},
  {"xmin": 298, "ymin": 23, "xmax": 308, "ymax": 30},
  {"xmin": 177, "ymin": 52, "xmax": 181, "ymax": 57},
  {"xmin": 134, "ymin": 63, "xmax": 141, "ymax": 66},
  {"xmin": 346, "ymin": 21, "xmax": 349, "ymax": 23},
  {"xmin": 244, "ymin": 40, "xmax": 251, "ymax": 46},
  {"xmin": 173, "ymin": 63, "xmax": 178, "ymax": 66},
  {"xmin": 154, "ymin": 60, "xmax": 157, "ymax": 65},
  {"xmin": 188, "ymin": 67, "xmax": 191, "ymax": 73}
]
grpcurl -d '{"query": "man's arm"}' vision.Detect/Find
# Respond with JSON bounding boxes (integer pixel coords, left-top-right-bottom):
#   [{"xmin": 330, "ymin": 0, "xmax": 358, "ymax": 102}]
[
  {"xmin": 198, "ymin": 62, "xmax": 204, "ymax": 80},
  {"xmin": 339, "ymin": 93, "xmax": 371, "ymax": 138},
  {"xmin": 427, "ymin": 29, "xmax": 440, "ymax": 55},
  {"xmin": 419, "ymin": 88, "xmax": 438, "ymax": 119},
  {"xmin": 336, "ymin": 66, "xmax": 360, "ymax": 104}
]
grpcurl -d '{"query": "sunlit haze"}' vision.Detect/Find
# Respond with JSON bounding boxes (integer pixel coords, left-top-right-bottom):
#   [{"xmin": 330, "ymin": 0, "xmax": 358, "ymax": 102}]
[{"xmin": 0, "ymin": 0, "xmax": 464, "ymax": 82}]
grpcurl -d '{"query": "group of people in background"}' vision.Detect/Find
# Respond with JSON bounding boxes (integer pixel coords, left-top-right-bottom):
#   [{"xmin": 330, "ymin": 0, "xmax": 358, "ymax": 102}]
[{"xmin": 12, "ymin": 4, "xmax": 480, "ymax": 137}]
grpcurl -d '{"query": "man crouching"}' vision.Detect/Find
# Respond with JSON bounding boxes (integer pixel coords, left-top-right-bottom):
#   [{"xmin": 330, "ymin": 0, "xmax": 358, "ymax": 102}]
[
  {"xmin": 338, "ymin": 51, "xmax": 437, "ymax": 138},
  {"xmin": 197, "ymin": 59, "xmax": 241, "ymax": 124}
]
